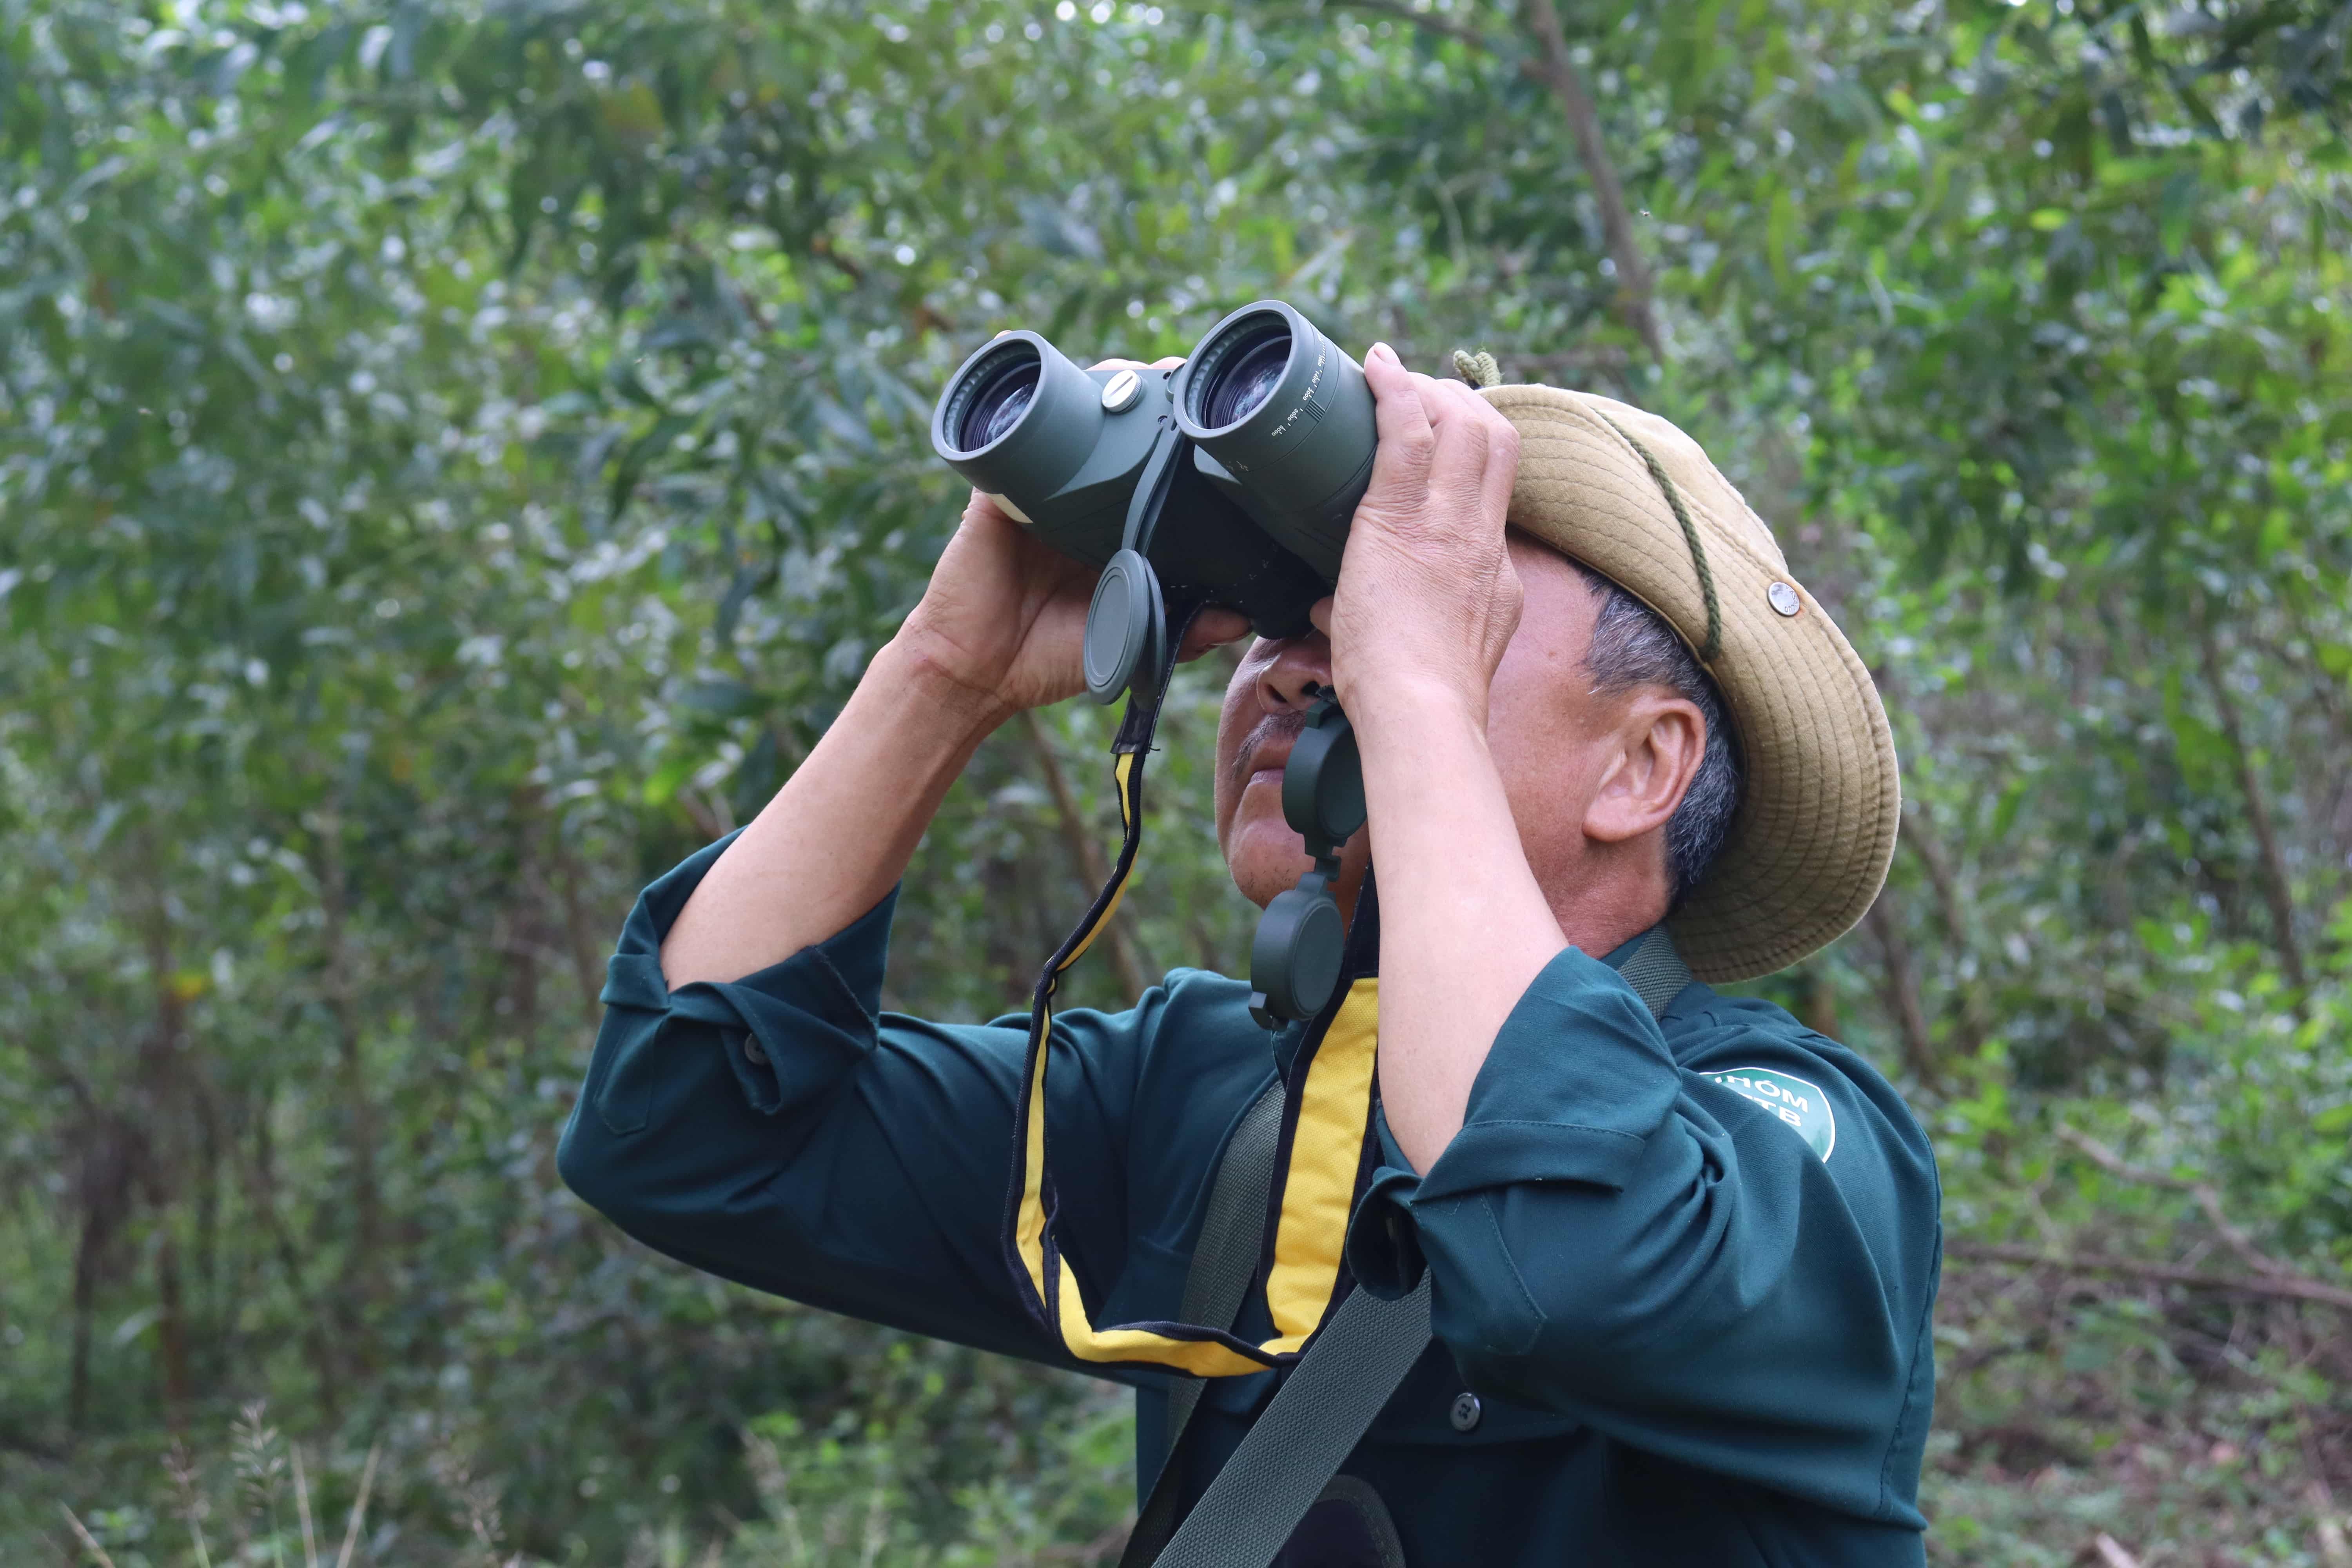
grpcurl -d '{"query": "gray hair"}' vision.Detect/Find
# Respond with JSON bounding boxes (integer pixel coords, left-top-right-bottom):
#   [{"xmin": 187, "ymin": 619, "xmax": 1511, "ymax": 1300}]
[{"xmin": 1574, "ymin": 564, "xmax": 1744, "ymax": 906}]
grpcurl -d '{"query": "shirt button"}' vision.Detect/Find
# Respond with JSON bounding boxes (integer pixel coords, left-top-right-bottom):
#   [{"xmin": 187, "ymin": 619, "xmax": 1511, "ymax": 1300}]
[
  {"xmin": 742, "ymin": 1037, "xmax": 768, "ymax": 1066},
  {"xmin": 1448, "ymin": 1392, "xmax": 1483, "ymax": 1433}
]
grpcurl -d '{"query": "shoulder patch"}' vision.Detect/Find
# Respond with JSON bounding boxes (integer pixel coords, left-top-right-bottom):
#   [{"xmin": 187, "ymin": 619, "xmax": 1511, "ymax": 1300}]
[{"xmin": 1702, "ymin": 1067, "xmax": 1836, "ymax": 1161}]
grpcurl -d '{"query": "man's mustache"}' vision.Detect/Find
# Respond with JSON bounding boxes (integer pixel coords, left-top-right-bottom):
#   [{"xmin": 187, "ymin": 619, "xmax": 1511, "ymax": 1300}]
[{"xmin": 1229, "ymin": 708, "xmax": 1308, "ymax": 786}]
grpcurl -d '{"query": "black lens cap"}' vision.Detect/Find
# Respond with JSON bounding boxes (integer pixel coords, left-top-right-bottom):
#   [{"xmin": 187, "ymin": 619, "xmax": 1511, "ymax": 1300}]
[
  {"xmin": 1249, "ymin": 879, "xmax": 1347, "ymax": 1024},
  {"xmin": 1281, "ymin": 708, "xmax": 1365, "ymax": 850},
  {"xmin": 1083, "ymin": 549, "xmax": 1165, "ymax": 704}
]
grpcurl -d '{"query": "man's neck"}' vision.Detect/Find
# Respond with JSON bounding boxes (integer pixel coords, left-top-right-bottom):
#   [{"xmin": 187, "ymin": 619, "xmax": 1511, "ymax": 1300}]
[{"xmin": 1540, "ymin": 846, "xmax": 1671, "ymax": 958}]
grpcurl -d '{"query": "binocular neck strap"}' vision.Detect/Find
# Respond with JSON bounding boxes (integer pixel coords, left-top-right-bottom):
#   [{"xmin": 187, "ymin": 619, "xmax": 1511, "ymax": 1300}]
[
  {"xmin": 1122, "ymin": 422, "xmax": 1189, "ymax": 558},
  {"xmin": 1001, "ymin": 620, "xmax": 1387, "ymax": 1378}
]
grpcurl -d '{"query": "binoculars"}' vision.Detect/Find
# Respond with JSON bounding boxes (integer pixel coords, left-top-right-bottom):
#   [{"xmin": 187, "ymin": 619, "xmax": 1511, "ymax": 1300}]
[
  {"xmin": 929, "ymin": 300, "xmax": 1377, "ymax": 704},
  {"xmin": 930, "ymin": 301, "xmax": 1388, "ymax": 1028}
]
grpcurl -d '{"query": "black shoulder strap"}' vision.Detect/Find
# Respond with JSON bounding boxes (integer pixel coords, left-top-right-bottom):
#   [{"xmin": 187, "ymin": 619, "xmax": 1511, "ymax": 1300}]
[
  {"xmin": 1617, "ymin": 924, "xmax": 1694, "ymax": 1020},
  {"xmin": 1127, "ymin": 930, "xmax": 1689, "ymax": 1567},
  {"xmin": 1123, "ymin": 1080, "xmax": 1285, "ymax": 1563},
  {"xmin": 1151, "ymin": 1276, "xmax": 1431, "ymax": 1568}
]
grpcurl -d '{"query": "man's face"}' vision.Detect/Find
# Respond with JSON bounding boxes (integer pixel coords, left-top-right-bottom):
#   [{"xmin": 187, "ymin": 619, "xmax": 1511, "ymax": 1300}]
[{"xmin": 1214, "ymin": 535, "xmax": 1635, "ymax": 914}]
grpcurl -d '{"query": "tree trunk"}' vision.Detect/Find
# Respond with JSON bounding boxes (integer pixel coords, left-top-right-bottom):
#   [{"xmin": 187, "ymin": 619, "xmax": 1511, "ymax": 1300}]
[
  {"xmin": 2198, "ymin": 620, "xmax": 2310, "ymax": 993},
  {"xmin": 68, "ymin": 1210, "xmax": 99, "ymax": 1433},
  {"xmin": 550, "ymin": 823, "xmax": 613, "ymax": 1024},
  {"xmin": 251, "ymin": 1101, "xmax": 345, "ymax": 1422},
  {"xmin": 1864, "ymin": 890, "xmax": 1942, "ymax": 1091},
  {"xmin": 154, "ymin": 1229, "xmax": 194, "ymax": 1423},
  {"xmin": 191, "ymin": 1075, "xmax": 221, "ymax": 1386},
  {"xmin": 1795, "ymin": 965, "xmax": 1840, "ymax": 1042},
  {"xmin": 310, "ymin": 812, "xmax": 386, "ymax": 1326},
  {"xmin": 1899, "ymin": 805, "xmax": 1992, "ymax": 1053}
]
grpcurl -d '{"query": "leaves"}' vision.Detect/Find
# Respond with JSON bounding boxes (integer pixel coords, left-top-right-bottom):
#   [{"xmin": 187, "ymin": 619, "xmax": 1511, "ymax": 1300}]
[{"xmin": 8, "ymin": 0, "xmax": 2352, "ymax": 1561}]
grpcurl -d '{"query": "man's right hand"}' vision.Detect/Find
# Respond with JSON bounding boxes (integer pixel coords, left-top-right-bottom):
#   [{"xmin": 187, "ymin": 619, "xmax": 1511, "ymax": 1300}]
[
  {"xmin": 660, "ymin": 355, "xmax": 1249, "ymax": 987},
  {"xmin": 894, "ymin": 356, "xmax": 1251, "ymax": 720},
  {"xmin": 893, "ymin": 488, "xmax": 1103, "ymax": 719}
]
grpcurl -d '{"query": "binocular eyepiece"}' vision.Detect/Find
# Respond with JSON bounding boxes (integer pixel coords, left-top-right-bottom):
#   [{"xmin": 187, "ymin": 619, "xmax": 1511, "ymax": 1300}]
[{"xmin": 931, "ymin": 301, "xmax": 1378, "ymax": 702}]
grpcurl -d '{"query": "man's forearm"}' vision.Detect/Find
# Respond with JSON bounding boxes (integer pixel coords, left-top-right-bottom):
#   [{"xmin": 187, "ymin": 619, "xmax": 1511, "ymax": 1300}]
[
  {"xmin": 660, "ymin": 637, "xmax": 1009, "ymax": 988},
  {"xmin": 1352, "ymin": 684, "xmax": 1568, "ymax": 1172}
]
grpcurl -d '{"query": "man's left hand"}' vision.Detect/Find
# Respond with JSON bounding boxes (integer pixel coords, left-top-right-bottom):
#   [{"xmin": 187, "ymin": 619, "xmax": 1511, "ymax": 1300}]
[{"xmin": 1310, "ymin": 343, "xmax": 1524, "ymax": 726}]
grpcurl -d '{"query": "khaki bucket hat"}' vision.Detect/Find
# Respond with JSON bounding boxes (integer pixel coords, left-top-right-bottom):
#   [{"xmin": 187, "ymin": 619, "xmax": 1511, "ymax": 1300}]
[{"xmin": 1476, "ymin": 380, "xmax": 1900, "ymax": 984}]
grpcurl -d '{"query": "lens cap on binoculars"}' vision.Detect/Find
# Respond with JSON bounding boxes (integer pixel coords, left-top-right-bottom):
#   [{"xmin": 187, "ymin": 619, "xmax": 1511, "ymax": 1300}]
[{"xmin": 931, "ymin": 301, "xmax": 1377, "ymax": 702}]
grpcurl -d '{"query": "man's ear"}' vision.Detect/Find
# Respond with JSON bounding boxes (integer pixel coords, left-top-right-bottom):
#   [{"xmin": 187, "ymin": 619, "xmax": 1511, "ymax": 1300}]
[{"xmin": 1583, "ymin": 692, "xmax": 1707, "ymax": 845}]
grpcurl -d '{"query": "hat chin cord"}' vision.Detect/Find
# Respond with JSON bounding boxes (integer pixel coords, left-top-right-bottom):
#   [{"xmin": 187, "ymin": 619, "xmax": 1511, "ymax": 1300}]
[{"xmin": 1595, "ymin": 411, "xmax": 1723, "ymax": 666}]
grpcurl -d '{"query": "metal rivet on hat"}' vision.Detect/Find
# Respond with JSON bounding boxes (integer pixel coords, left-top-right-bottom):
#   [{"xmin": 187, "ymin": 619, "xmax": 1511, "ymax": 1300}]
[
  {"xmin": 1448, "ymin": 1392, "xmax": 1483, "ymax": 1432},
  {"xmin": 1767, "ymin": 581, "xmax": 1802, "ymax": 618}
]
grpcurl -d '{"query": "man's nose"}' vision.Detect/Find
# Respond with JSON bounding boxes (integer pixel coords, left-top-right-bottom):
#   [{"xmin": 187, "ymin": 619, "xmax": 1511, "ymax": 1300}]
[{"xmin": 1255, "ymin": 632, "xmax": 1334, "ymax": 713}]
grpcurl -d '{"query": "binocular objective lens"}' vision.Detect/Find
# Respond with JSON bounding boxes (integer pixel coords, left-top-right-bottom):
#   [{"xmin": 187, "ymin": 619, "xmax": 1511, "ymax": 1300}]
[
  {"xmin": 959, "ymin": 360, "xmax": 1042, "ymax": 452},
  {"xmin": 1202, "ymin": 328, "xmax": 1292, "ymax": 430},
  {"xmin": 1171, "ymin": 301, "xmax": 1376, "ymax": 589}
]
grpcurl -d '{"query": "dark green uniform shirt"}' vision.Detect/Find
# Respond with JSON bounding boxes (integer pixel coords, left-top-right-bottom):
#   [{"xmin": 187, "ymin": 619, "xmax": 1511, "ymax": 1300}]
[{"xmin": 559, "ymin": 837, "xmax": 1942, "ymax": 1566}]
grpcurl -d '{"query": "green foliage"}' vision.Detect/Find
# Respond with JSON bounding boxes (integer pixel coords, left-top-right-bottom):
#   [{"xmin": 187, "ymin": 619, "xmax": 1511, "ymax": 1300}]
[{"xmin": 5, "ymin": 0, "xmax": 2351, "ymax": 1562}]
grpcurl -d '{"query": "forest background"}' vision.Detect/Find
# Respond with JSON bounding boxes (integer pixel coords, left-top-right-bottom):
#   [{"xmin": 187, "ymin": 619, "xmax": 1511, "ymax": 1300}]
[{"xmin": 4, "ymin": 0, "xmax": 2351, "ymax": 1563}]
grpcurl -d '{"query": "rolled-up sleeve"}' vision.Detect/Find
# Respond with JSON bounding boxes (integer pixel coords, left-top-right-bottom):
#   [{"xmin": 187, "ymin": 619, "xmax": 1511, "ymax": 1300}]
[
  {"xmin": 1345, "ymin": 946, "xmax": 1942, "ymax": 1526},
  {"xmin": 557, "ymin": 835, "xmax": 1149, "ymax": 1377}
]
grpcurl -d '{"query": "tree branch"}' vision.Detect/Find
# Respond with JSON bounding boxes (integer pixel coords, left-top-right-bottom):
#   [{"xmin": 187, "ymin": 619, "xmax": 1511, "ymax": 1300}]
[
  {"xmin": 2056, "ymin": 1124, "xmax": 2292, "ymax": 1278},
  {"xmin": 59, "ymin": 1504, "xmax": 120, "ymax": 1568},
  {"xmin": 2091, "ymin": 1534, "xmax": 2145, "ymax": 1568},
  {"xmin": 1947, "ymin": 1241, "xmax": 2352, "ymax": 1312},
  {"xmin": 1900, "ymin": 801, "xmax": 1968, "ymax": 947},
  {"xmin": 1518, "ymin": 0, "xmax": 1664, "ymax": 361},
  {"xmin": 1961, "ymin": 1122, "xmax": 2352, "ymax": 1313},
  {"xmin": 1896, "ymin": 802, "xmax": 1994, "ymax": 1054}
]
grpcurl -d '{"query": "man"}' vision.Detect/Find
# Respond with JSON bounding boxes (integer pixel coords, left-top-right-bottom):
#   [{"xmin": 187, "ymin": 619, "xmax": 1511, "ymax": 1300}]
[{"xmin": 560, "ymin": 345, "xmax": 1940, "ymax": 1564}]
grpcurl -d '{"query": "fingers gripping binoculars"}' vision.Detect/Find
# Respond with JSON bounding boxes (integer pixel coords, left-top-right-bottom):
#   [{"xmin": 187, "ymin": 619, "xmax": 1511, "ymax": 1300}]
[{"xmin": 929, "ymin": 301, "xmax": 1379, "ymax": 1025}]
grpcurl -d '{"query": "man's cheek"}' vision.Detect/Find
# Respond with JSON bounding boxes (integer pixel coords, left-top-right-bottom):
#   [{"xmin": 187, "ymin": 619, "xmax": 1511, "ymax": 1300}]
[{"xmin": 1210, "ymin": 754, "xmax": 1246, "ymax": 842}]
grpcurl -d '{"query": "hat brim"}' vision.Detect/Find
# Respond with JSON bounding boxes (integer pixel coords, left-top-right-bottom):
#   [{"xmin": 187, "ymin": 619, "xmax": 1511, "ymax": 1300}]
[{"xmin": 1481, "ymin": 385, "xmax": 1900, "ymax": 984}]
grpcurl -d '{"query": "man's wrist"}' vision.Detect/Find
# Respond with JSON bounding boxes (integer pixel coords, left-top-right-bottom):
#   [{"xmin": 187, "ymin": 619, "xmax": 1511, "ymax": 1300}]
[
  {"xmin": 1343, "ymin": 668, "xmax": 1490, "ymax": 740},
  {"xmin": 870, "ymin": 633, "xmax": 1018, "ymax": 742}
]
